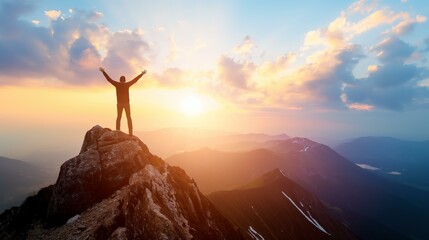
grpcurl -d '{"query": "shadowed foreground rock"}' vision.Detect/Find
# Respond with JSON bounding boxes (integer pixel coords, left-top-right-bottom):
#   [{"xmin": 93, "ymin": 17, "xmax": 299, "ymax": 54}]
[{"xmin": 0, "ymin": 126, "xmax": 244, "ymax": 240}]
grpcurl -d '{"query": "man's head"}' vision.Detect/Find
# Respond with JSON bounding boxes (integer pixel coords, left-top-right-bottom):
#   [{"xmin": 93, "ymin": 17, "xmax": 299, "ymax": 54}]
[{"xmin": 120, "ymin": 76, "xmax": 126, "ymax": 83}]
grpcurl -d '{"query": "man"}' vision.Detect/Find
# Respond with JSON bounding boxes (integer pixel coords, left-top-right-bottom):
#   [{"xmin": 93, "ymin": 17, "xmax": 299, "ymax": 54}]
[{"xmin": 99, "ymin": 67, "xmax": 146, "ymax": 136}]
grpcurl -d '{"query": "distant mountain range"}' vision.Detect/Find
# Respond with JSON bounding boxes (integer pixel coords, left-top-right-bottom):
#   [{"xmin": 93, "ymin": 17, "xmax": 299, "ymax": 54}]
[
  {"xmin": 209, "ymin": 169, "xmax": 357, "ymax": 240},
  {"xmin": 335, "ymin": 136, "xmax": 429, "ymax": 190},
  {"xmin": 135, "ymin": 127, "xmax": 289, "ymax": 158},
  {"xmin": 0, "ymin": 156, "xmax": 56, "ymax": 212},
  {"xmin": 167, "ymin": 137, "xmax": 429, "ymax": 239}
]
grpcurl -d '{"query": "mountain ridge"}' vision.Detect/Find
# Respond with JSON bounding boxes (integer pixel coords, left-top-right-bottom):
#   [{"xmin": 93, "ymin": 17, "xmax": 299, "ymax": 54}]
[
  {"xmin": 0, "ymin": 125, "xmax": 244, "ymax": 240},
  {"xmin": 0, "ymin": 156, "xmax": 55, "ymax": 212},
  {"xmin": 209, "ymin": 169, "xmax": 358, "ymax": 240},
  {"xmin": 167, "ymin": 137, "xmax": 429, "ymax": 239}
]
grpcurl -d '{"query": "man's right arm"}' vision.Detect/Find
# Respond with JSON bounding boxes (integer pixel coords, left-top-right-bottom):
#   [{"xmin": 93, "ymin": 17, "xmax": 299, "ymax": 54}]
[{"xmin": 99, "ymin": 67, "xmax": 116, "ymax": 85}]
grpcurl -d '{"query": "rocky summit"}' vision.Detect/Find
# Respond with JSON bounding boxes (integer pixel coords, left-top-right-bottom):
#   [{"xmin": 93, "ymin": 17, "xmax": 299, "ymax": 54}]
[{"xmin": 0, "ymin": 126, "xmax": 243, "ymax": 240}]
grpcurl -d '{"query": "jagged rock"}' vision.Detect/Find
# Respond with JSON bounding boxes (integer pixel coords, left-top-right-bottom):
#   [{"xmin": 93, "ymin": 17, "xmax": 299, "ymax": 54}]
[
  {"xmin": 47, "ymin": 126, "xmax": 150, "ymax": 224},
  {"xmin": 121, "ymin": 164, "xmax": 239, "ymax": 239},
  {"xmin": 109, "ymin": 227, "xmax": 128, "ymax": 240},
  {"xmin": 0, "ymin": 125, "xmax": 243, "ymax": 240}
]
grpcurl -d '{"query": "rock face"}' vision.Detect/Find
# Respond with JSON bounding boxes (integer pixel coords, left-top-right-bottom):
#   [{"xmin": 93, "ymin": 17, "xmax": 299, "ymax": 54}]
[{"xmin": 0, "ymin": 126, "xmax": 243, "ymax": 240}]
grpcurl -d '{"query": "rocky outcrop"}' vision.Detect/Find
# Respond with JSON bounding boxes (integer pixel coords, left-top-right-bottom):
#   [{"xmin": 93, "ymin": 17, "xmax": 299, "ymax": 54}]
[
  {"xmin": 46, "ymin": 127, "xmax": 151, "ymax": 224},
  {"xmin": 0, "ymin": 126, "xmax": 243, "ymax": 240}
]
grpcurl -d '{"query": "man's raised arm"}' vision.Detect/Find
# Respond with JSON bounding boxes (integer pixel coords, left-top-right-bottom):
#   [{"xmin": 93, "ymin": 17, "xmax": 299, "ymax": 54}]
[
  {"xmin": 99, "ymin": 67, "xmax": 116, "ymax": 85},
  {"xmin": 128, "ymin": 70, "xmax": 147, "ymax": 85}
]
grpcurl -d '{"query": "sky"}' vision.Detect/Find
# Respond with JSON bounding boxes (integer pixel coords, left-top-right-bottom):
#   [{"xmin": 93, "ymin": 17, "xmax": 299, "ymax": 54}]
[{"xmin": 1, "ymin": 0, "xmax": 429, "ymax": 159}]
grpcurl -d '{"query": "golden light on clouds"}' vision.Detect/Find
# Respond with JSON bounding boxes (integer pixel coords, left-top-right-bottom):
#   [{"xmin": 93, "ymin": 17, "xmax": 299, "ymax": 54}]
[
  {"xmin": 348, "ymin": 103, "xmax": 375, "ymax": 111},
  {"xmin": 367, "ymin": 65, "xmax": 379, "ymax": 72}
]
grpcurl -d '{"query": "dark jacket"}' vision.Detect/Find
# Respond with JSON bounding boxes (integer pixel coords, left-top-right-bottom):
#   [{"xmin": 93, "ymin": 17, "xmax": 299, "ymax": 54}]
[{"xmin": 102, "ymin": 72, "xmax": 143, "ymax": 104}]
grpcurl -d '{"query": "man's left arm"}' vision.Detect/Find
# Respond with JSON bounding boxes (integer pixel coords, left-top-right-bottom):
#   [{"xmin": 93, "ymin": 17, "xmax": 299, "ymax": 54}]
[{"xmin": 128, "ymin": 70, "xmax": 147, "ymax": 85}]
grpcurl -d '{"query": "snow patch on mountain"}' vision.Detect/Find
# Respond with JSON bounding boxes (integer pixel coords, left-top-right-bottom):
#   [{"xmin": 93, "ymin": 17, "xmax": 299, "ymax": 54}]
[
  {"xmin": 300, "ymin": 146, "xmax": 309, "ymax": 152},
  {"xmin": 293, "ymin": 138, "xmax": 315, "ymax": 153},
  {"xmin": 248, "ymin": 226, "xmax": 265, "ymax": 240},
  {"xmin": 281, "ymin": 191, "xmax": 330, "ymax": 235},
  {"xmin": 388, "ymin": 171, "xmax": 402, "ymax": 175},
  {"xmin": 356, "ymin": 163, "xmax": 381, "ymax": 171}
]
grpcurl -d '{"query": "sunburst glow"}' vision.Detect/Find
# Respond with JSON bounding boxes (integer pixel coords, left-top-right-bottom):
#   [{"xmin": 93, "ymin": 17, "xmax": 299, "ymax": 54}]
[{"xmin": 181, "ymin": 95, "xmax": 203, "ymax": 116}]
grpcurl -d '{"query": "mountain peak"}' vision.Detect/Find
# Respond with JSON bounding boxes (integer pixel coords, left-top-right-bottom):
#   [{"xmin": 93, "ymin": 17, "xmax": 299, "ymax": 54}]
[
  {"xmin": 238, "ymin": 168, "xmax": 286, "ymax": 190},
  {"xmin": 0, "ymin": 125, "xmax": 244, "ymax": 240},
  {"xmin": 259, "ymin": 168, "xmax": 286, "ymax": 182},
  {"xmin": 209, "ymin": 167, "xmax": 358, "ymax": 240}
]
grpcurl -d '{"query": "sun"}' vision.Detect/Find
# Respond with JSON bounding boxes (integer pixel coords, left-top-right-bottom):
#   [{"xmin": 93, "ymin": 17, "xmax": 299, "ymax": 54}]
[{"xmin": 181, "ymin": 95, "xmax": 203, "ymax": 116}]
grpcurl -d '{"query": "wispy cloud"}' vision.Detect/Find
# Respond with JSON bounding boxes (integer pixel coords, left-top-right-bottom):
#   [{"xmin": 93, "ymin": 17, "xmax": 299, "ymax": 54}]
[{"xmin": 233, "ymin": 36, "xmax": 254, "ymax": 56}]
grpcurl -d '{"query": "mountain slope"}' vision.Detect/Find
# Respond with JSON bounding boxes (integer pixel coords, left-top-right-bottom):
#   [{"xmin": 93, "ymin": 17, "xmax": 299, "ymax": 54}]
[
  {"xmin": 335, "ymin": 136, "xmax": 429, "ymax": 190},
  {"xmin": 0, "ymin": 156, "xmax": 55, "ymax": 212},
  {"xmin": 0, "ymin": 126, "xmax": 244, "ymax": 240},
  {"xmin": 209, "ymin": 169, "xmax": 357, "ymax": 240},
  {"xmin": 168, "ymin": 137, "xmax": 429, "ymax": 239},
  {"xmin": 167, "ymin": 148, "xmax": 284, "ymax": 194}
]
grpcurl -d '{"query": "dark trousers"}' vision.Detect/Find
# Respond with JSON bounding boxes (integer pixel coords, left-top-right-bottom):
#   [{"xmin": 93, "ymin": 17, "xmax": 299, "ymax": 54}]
[{"xmin": 116, "ymin": 104, "xmax": 133, "ymax": 135}]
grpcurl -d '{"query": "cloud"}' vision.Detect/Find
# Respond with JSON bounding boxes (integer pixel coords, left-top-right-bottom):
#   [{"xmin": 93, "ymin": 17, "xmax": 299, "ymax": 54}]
[
  {"xmin": 102, "ymin": 29, "xmax": 150, "ymax": 78},
  {"xmin": 348, "ymin": 0, "xmax": 377, "ymax": 14},
  {"xmin": 392, "ymin": 14, "xmax": 426, "ymax": 36},
  {"xmin": 302, "ymin": 7, "xmax": 409, "ymax": 50},
  {"xmin": 0, "ymin": 0, "xmax": 151, "ymax": 86},
  {"xmin": 423, "ymin": 38, "xmax": 429, "ymax": 53},
  {"xmin": 87, "ymin": 11, "xmax": 103, "ymax": 21},
  {"xmin": 278, "ymin": 1, "xmax": 429, "ymax": 111},
  {"xmin": 166, "ymin": 35, "xmax": 182, "ymax": 62},
  {"xmin": 152, "ymin": 67, "xmax": 185, "ymax": 87},
  {"xmin": 373, "ymin": 36, "xmax": 413, "ymax": 64},
  {"xmin": 0, "ymin": 2, "xmax": 58, "ymax": 81},
  {"xmin": 300, "ymin": 46, "xmax": 363, "ymax": 108},
  {"xmin": 69, "ymin": 37, "xmax": 101, "ymax": 69},
  {"xmin": 45, "ymin": 10, "xmax": 61, "ymax": 21},
  {"xmin": 351, "ymin": 10, "xmax": 399, "ymax": 35},
  {"xmin": 343, "ymin": 37, "xmax": 429, "ymax": 110},
  {"xmin": 217, "ymin": 55, "xmax": 253, "ymax": 89},
  {"xmin": 304, "ymin": 30, "xmax": 322, "ymax": 47},
  {"xmin": 348, "ymin": 103, "xmax": 374, "ymax": 111},
  {"xmin": 233, "ymin": 36, "xmax": 254, "ymax": 55}
]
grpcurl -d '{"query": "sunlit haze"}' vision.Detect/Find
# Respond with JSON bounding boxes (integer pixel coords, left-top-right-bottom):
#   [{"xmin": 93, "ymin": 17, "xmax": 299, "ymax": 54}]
[{"xmin": 1, "ymin": 0, "xmax": 429, "ymax": 159}]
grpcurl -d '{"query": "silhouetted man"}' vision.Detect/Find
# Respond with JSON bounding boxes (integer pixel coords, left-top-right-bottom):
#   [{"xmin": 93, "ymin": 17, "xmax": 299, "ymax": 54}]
[{"xmin": 99, "ymin": 67, "xmax": 146, "ymax": 136}]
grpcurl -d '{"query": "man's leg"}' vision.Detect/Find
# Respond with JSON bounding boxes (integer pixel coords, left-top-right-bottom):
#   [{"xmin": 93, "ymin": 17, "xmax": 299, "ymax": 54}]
[
  {"xmin": 124, "ymin": 104, "xmax": 133, "ymax": 136},
  {"xmin": 116, "ymin": 104, "xmax": 124, "ymax": 130}
]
